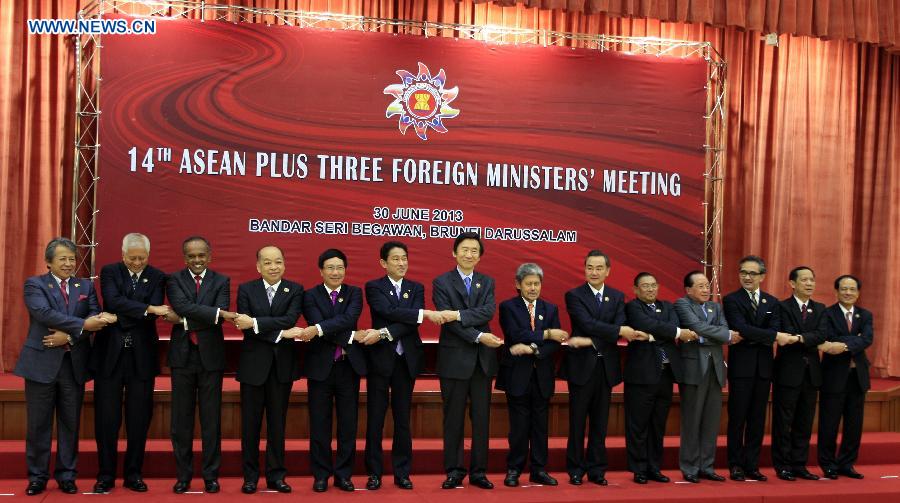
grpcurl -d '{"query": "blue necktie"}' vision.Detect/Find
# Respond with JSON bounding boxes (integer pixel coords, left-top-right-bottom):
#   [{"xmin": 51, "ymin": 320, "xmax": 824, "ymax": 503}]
[
  {"xmin": 464, "ymin": 276, "xmax": 471, "ymax": 294},
  {"xmin": 596, "ymin": 292, "xmax": 603, "ymax": 308}
]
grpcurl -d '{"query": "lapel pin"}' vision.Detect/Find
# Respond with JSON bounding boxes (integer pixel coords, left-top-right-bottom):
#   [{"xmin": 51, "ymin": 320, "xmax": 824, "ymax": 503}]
[
  {"xmin": 74, "ymin": 283, "xmax": 80, "ymax": 288},
  {"xmin": 761, "ymin": 298, "xmax": 767, "ymax": 304},
  {"xmin": 708, "ymin": 308, "xmax": 713, "ymax": 313},
  {"xmin": 808, "ymin": 307, "xmax": 813, "ymax": 312},
  {"xmin": 283, "ymin": 287, "xmax": 289, "ymax": 292},
  {"xmin": 142, "ymin": 278, "xmax": 148, "ymax": 283},
  {"xmin": 338, "ymin": 297, "xmax": 344, "ymax": 303},
  {"xmin": 403, "ymin": 292, "xmax": 409, "ymax": 299},
  {"xmin": 604, "ymin": 296, "xmax": 609, "ymax": 302},
  {"xmin": 656, "ymin": 309, "xmax": 662, "ymax": 313},
  {"xmin": 855, "ymin": 313, "xmax": 860, "ymax": 318},
  {"xmin": 538, "ymin": 314, "xmax": 544, "ymax": 320},
  {"xmin": 476, "ymin": 283, "xmax": 481, "ymax": 289},
  {"xmin": 48, "ymin": 283, "xmax": 54, "ymax": 289}
]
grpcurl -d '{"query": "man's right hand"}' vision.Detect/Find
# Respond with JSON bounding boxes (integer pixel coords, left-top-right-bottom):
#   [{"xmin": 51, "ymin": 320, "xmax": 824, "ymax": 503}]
[
  {"xmin": 730, "ymin": 331, "xmax": 743, "ymax": 344},
  {"xmin": 775, "ymin": 332, "xmax": 797, "ymax": 346},
  {"xmin": 147, "ymin": 305, "xmax": 171, "ymax": 317},
  {"xmin": 83, "ymin": 315, "xmax": 109, "ymax": 332},
  {"xmin": 478, "ymin": 333, "xmax": 503, "ymax": 348},
  {"xmin": 567, "ymin": 336, "xmax": 593, "ymax": 349},
  {"xmin": 163, "ymin": 311, "xmax": 182, "ymax": 324},
  {"xmin": 424, "ymin": 310, "xmax": 444, "ymax": 325}
]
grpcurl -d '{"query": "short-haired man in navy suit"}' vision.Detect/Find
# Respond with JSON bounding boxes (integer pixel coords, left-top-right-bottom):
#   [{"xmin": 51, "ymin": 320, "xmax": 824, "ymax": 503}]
[
  {"xmin": 15, "ymin": 237, "xmax": 111, "ymax": 496},
  {"xmin": 92, "ymin": 233, "xmax": 168, "ymax": 494},
  {"xmin": 496, "ymin": 262, "xmax": 566, "ymax": 488},
  {"xmin": 561, "ymin": 250, "xmax": 642, "ymax": 486},
  {"xmin": 817, "ymin": 275, "xmax": 873, "ymax": 480}
]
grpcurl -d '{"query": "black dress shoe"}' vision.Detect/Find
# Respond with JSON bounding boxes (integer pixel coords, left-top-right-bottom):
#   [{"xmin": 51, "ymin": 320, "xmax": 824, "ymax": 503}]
[
  {"xmin": 838, "ymin": 467, "xmax": 864, "ymax": 479},
  {"xmin": 504, "ymin": 470, "xmax": 520, "ymax": 487},
  {"xmin": 699, "ymin": 471, "xmax": 726, "ymax": 482},
  {"xmin": 569, "ymin": 474, "xmax": 583, "ymax": 485},
  {"xmin": 588, "ymin": 474, "xmax": 608, "ymax": 486},
  {"xmin": 312, "ymin": 479, "xmax": 328, "ymax": 492},
  {"xmin": 529, "ymin": 471, "xmax": 558, "ymax": 486},
  {"xmin": 683, "ymin": 473, "xmax": 700, "ymax": 483},
  {"xmin": 745, "ymin": 469, "xmax": 768, "ymax": 481},
  {"xmin": 822, "ymin": 469, "xmax": 839, "ymax": 480},
  {"xmin": 647, "ymin": 471, "xmax": 670, "ymax": 483},
  {"xmin": 241, "ymin": 481, "xmax": 257, "ymax": 494},
  {"xmin": 366, "ymin": 475, "xmax": 381, "ymax": 490},
  {"xmin": 442, "ymin": 475, "xmax": 463, "ymax": 489},
  {"xmin": 267, "ymin": 479, "xmax": 292, "ymax": 493},
  {"xmin": 729, "ymin": 467, "xmax": 746, "ymax": 481},
  {"xmin": 173, "ymin": 480, "xmax": 190, "ymax": 494},
  {"xmin": 124, "ymin": 478, "xmax": 148, "ymax": 492},
  {"xmin": 633, "ymin": 473, "xmax": 648, "ymax": 484},
  {"xmin": 204, "ymin": 479, "xmax": 220, "ymax": 493},
  {"xmin": 794, "ymin": 469, "xmax": 820, "ymax": 480},
  {"xmin": 776, "ymin": 470, "xmax": 796, "ymax": 481},
  {"xmin": 335, "ymin": 478, "xmax": 355, "ymax": 491},
  {"xmin": 394, "ymin": 477, "xmax": 413, "ymax": 490},
  {"xmin": 25, "ymin": 481, "xmax": 45, "ymax": 496},
  {"xmin": 59, "ymin": 480, "xmax": 78, "ymax": 494},
  {"xmin": 93, "ymin": 480, "xmax": 113, "ymax": 493},
  {"xmin": 470, "ymin": 476, "xmax": 494, "ymax": 489}
]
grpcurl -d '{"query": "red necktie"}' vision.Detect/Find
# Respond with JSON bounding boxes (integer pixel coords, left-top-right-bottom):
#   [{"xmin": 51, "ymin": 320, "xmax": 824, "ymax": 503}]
[
  {"xmin": 331, "ymin": 290, "xmax": 342, "ymax": 360},
  {"xmin": 801, "ymin": 304, "xmax": 808, "ymax": 321},
  {"xmin": 189, "ymin": 275, "xmax": 201, "ymax": 345},
  {"xmin": 60, "ymin": 279, "xmax": 69, "ymax": 305},
  {"xmin": 846, "ymin": 311, "xmax": 853, "ymax": 332},
  {"xmin": 528, "ymin": 302, "xmax": 535, "ymax": 330}
]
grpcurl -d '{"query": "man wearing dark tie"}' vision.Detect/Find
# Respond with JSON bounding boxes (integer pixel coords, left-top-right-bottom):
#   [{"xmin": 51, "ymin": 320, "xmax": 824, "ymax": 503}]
[
  {"xmin": 363, "ymin": 241, "xmax": 442, "ymax": 490},
  {"xmin": 771, "ymin": 266, "xmax": 827, "ymax": 481},
  {"xmin": 624, "ymin": 272, "xmax": 695, "ymax": 484},
  {"xmin": 166, "ymin": 236, "xmax": 236, "ymax": 494},
  {"xmin": 497, "ymin": 263, "xmax": 566, "ymax": 488},
  {"xmin": 674, "ymin": 270, "xmax": 740, "ymax": 483},
  {"xmin": 233, "ymin": 246, "xmax": 304, "ymax": 494},
  {"xmin": 562, "ymin": 250, "xmax": 641, "ymax": 486},
  {"xmin": 15, "ymin": 237, "xmax": 110, "ymax": 496},
  {"xmin": 723, "ymin": 255, "xmax": 796, "ymax": 482},
  {"xmin": 300, "ymin": 248, "xmax": 370, "ymax": 493},
  {"xmin": 817, "ymin": 275, "xmax": 873, "ymax": 480},
  {"xmin": 92, "ymin": 233, "xmax": 168, "ymax": 493},
  {"xmin": 432, "ymin": 232, "xmax": 501, "ymax": 489}
]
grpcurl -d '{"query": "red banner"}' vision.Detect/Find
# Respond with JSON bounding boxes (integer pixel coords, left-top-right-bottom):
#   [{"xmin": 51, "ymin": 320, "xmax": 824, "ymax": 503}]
[{"xmin": 96, "ymin": 16, "xmax": 707, "ymax": 336}]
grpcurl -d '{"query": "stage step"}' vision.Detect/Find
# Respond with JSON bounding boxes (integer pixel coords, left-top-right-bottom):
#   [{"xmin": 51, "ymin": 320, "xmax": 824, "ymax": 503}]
[{"xmin": 2, "ymin": 433, "xmax": 900, "ymax": 480}]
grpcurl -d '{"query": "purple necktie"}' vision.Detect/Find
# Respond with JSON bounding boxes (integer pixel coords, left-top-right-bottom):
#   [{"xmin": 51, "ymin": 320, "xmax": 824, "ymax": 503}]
[
  {"xmin": 331, "ymin": 290, "xmax": 343, "ymax": 360},
  {"xmin": 394, "ymin": 283, "xmax": 404, "ymax": 355}
]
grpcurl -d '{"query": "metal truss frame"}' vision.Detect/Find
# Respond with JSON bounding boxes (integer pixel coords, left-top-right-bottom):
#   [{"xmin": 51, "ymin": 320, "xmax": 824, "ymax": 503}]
[{"xmin": 73, "ymin": 0, "xmax": 726, "ymax": 293}]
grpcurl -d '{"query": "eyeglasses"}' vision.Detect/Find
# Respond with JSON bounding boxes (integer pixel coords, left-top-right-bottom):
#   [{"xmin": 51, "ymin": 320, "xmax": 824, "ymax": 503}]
[{"xmin": 739, "ymin": 270, "xmax": 762, "ymax": 278}]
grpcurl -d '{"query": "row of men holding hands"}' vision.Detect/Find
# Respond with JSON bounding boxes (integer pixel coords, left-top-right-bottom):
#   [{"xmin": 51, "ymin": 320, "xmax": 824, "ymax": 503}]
[{"xmin": 16, "ymin": 232, "xmax": 871, "ymax": 496}]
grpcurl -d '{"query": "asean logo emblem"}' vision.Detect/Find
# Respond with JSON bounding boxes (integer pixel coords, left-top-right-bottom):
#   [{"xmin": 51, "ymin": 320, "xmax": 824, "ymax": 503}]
[{"xmin": 384, "ymin": 62, "xmax": 459, "ymax": 141}]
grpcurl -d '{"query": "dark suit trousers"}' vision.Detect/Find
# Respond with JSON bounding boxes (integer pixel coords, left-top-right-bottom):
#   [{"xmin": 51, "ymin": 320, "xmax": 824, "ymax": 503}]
[
  {"xmin": 818, "ymin": 369, "xmax": 866, "ymax": 470},
  {"xmin": 94, "ymin": 348, "xmax": 155, "ymax": 483},
  {"xmin": 625, "ymin": 365, "xmax": 674, "ymax": 475},
  {"xmin": 365, "ymin": 355, "xmax": 414, "ymax": 478},
  {"xmin": 506, "ymin": 373, "xmax": 550, "ymax": 474},
  {"xmin": 727, "ymin": 375, "xmax": 771, "ymax": 470},
  {"xmin": 440, "ymin": 363, "xmax": 492, "ymax": 478},
  {"xmin": 170, "ymin": 345, "xmax": 223, "ymax": 482},
  {"xmin": 679, "ymin": 366, "xmax": 722, "ymax": 476},
  {"xmin": 566, "ymin": 359, "xmax": 611, "ymax": 478},
  {"xmin": 771, "ymin": 371, "xmax": 817, "ymax": 471},
  {"xmin": 240, "ymin": 364, "xmax": 292, "ymax": 483},
  {"xmin": 308, "ymin": 359, "xmax": 360, "ymax": 481},
  {"xmin": 25, "ymin": 353, "xmax": 84, "ymax": 483}
]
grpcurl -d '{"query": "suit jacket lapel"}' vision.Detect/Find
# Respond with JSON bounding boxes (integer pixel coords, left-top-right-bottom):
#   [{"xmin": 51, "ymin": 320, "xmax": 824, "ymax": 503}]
[
  {"xmin": 582, "ymin": 284, "xmax": 601, "ymax": 317},
  {"xmin": 450, "ymin": 272, "xmax": 470, "ymax": 307},
  {"xmin": 383, "ymin": 276, "xmax": 400, "ymax": 306},
  {"xmin": 534, "ymin": 299, "xmax": 546, "ymax": 332}
]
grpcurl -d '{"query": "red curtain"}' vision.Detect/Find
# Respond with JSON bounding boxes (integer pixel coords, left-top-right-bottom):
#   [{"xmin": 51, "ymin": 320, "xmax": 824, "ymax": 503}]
[{"xmin": 2, "ymin": 0, "xmax": 898, "ymax": 375}]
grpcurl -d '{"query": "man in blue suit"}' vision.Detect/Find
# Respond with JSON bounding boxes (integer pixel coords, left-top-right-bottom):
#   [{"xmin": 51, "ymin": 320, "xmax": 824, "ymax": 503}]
[{"xmin": 15, "ymin": 237, "xmax": 111, "ymax": 496}]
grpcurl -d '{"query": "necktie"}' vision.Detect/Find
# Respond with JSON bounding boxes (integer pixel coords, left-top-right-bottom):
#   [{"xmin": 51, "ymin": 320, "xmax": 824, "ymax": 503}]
[
  {"xmin": 464, "ymin": 276, "xmax": 472, "ymax": 294},
  {"xmin": 189, "ymin": 274, "xmax": 202, "ymax": 345},
  {"xmin": 60, "ymin": 279, "xmax": 69, "ymax": 305},
  {"xmin": 331, "ymin": 290, "xmax": 343, "ymax": 360},
  {"xmin": 750, "ymin": 291, "xmax": 758, "ymax": 311},
  {"xmin": 266, "ymin": 285, "xmax": 275, "ymax": 306},
  {"xmin": 131, "ymin": 273, "xmax": 138, "ymax": 289},
  {"xmin": 528, "ymin": 302, "xmax": 535, "ymax": 330},
  {"xmin": 646, "ymin": 303, "xmax": 668, "ymax": 364},
  {"xmin": 700, "ymin": 303, "xmax": 708, "ymax": 320},
  {"xmin": 846, "ymin": 311, "xmax": 853, "ymax": 332},
  {"xmin": 194, "ymin": 274, "xmax": 202, "ymax": 295},
  {"xmin": 801, "ymin": 303, "xmax": 808, "ymax": 321},
  {"xmin": 394, "ymin": 283, "xmax": 404, "ymax": 355},
  {"xmin": 648, "ymin": 303, "xmax": 657, "ymax": 312},
  {"xmin": 596, "ymin": 292, "xmax": 603, "ymax": 308}
]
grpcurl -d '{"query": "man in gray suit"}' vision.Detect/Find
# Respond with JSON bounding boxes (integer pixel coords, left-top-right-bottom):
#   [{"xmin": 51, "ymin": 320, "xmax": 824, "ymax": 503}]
[{"xmin": 673, "ymin": 271, "xmax": 741, "ymax": 483}]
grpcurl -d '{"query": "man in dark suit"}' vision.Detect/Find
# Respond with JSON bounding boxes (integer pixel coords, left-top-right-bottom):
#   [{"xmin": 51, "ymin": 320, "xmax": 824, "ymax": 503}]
[
  {"xmin": 233, "ymin": 245, "xmax": 304, "ymax": 494},
  {"xmin": 817, "ymin": 274, "xmax": 873, "ymax": 480},
  {"xmin": 166, "ymin": 236, "xmax": 236, "ymax": 494},
  {"xmin": 363, "ymin": 241, "xmax": 442, "ymax": 491},
  {"xmin": 723, "ymin": 255, "xmax": 796, "ymax": 481},
  {"xmin": 561, "ymin": 250, "xmax": 639, "ymax": 486},
  {"xmin": 15, "ymin": 237, "xmax": 110, "ymax": 496},
  {"xmin": 92, "ymin": 233, "xmax": 168, "ymax": 493},
  {"xmin": 624, "ymin": 272, "xmax": 695, "ymax": 484},
  {"xmin": 674, "ymin": 270, "xmax": 740, "ymax": 483},
  {"xmin": 300, "ymin": 248, "xmax": 370, "ymax": 493},
  {"xmin": 496, "ymin": 263, "xmax": 565, "ymax": 488},
  {"xmin": 432, "ymin": 232, "xmax": 501, "ymax": 489},
  {"xmin": 771, "ymin": 266, "xmax": 827, "ymax": 481}
]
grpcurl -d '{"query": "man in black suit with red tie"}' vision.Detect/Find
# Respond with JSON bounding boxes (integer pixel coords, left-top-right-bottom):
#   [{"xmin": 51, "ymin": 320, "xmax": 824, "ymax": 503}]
[
  {"xmin": 16, "ymin": 237, "xmax": 111, "ymax": 496},
  {"xmin": 432, "ymin": 232, "xmax": 501, "ymax": 490},
  {"xmin": 300, "ymin": 248, "xmax": 371, "ymax": 493},
  {"xmin": 817, "ymin": 275, "xmax": 873, "ymax": 480},
  {"xmin": 771, "ymin": 266, "xmax": 827, "ymax": 481},
  {"xmin": 624, "ymin": 272, "xmax": 694, "ymax": 484},
  {"xmin": 92, "ymin": 233, "xmax": 168, "ymax": 493},
  {"xmin": 166, "ymin": 236, "xmax": 237, "ymax": 494},
  {"xmin": 722, "ymin": 255, "xmax": 796, "ymax": 482},
  {"xmin": 363, "ymin": 241, "xmax": 443, "ymax": 490},
  {"xmin": 497, "ymin": 263, "xmax": 565, "ymax": 488},
  {"xmin": 232, "ymin": 245, "xmax": 304, "ymax": 494},
  {"xmin": 562, "ymin": 250, "xmax": 641, "ymax": 486}
]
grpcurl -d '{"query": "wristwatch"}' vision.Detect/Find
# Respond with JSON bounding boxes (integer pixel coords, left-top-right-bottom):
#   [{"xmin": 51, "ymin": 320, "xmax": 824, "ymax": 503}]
[
  {"xmin": 529, "ymin": 343, "xmax": 539, "ymax": 356},
  {"xmin": 379, "ymin": 328, "xmax": 393, "ymax": 341},
  {"xmin": 66, "ymin": 335, "xmax": 75, "ymax": 346}
]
